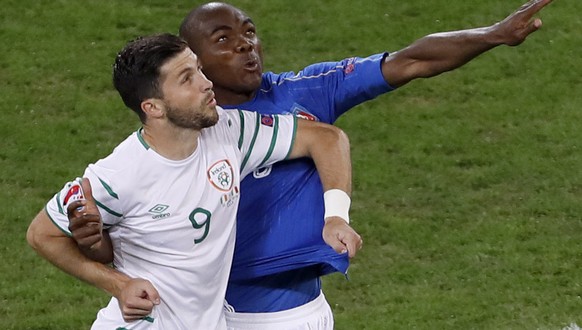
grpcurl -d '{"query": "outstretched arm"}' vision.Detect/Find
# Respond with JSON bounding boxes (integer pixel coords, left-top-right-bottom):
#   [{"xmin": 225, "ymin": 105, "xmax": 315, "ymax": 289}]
[
  {"xmin": 287, "ymin": 119, "xmax": 362, "ymax": 257},
  {"xmin": 383, "ymin": 0, "xmax": 554, "ymax": 87}
]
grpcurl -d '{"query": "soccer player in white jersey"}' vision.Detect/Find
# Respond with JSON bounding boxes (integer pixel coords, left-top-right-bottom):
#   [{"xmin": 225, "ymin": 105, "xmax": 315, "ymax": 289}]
[{"xmin": 26, "ymin": 33, "xmax": 362, "ymax": 330}]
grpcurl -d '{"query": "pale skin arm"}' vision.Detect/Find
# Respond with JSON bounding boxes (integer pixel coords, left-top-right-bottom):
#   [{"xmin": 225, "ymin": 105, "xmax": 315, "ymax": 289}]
[
  {"xmin": 384, "ymin": 0, "xmax": 554, "ymax": 88},
  {"xmin": 26, "ymin": 178, "xmax": 159, "ymax": 322},
  {"xmin": 287, "ymin": 119, "xmax": 362, "ymax": 258}
]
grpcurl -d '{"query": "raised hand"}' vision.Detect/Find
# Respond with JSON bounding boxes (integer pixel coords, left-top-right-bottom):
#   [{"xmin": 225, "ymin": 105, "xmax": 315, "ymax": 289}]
[{"xmin": 495, "ymin": 0, "xmax": 554, "ymax": 46}]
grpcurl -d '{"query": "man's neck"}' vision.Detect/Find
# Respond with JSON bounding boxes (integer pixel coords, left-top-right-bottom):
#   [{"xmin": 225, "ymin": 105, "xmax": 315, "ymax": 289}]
[
  {"xmin": 141, "ymin": 124, "xmax": 200, "ymax": 161},
  {"xmin": 213, "ymin": 86, "xmax": 257, "ymax": 106}
]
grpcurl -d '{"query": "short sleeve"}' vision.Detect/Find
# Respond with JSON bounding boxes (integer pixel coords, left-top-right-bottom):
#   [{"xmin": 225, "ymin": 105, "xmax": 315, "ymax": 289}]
[
  {"xmin": 44, "ymin": 167, "xmax": 124, "ymax": 235},
  {"xmin": 233, "ymin": 109, "xmax": 297, "ymax": 178}
]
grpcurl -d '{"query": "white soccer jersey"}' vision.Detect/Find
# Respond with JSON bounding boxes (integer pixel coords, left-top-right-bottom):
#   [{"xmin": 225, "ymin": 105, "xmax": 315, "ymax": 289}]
[{"xmin": 45, "ymin": 107, "xmax": 297, "ymax": 330}]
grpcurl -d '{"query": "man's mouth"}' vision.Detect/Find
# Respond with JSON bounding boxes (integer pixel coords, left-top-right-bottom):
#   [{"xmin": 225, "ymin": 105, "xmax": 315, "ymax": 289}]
[
  {"xmin": 207, "ymin": 92, "xmax": 216, "ymax": 106},
  {"xmin": 243, "ymin": 57, "xmax": 259, "ymax": 71}
]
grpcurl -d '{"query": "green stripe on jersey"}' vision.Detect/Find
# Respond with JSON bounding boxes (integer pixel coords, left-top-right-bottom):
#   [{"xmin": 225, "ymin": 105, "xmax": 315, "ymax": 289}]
[
  {"xmin": 237, "ymin": 110, "xmax": 245, "ymax": 150},
  {"xmin": 98, "ymin": 177, "xmax": 119, "ymax": 199},
  {"xmin": 284, "ymin": 115, "xmax": 299, "ymax": 159},
  {"xmin": 142, "ymin": 316, "xmax": 155, "ymax": 323},
  {"xmin": 115, "ymin": 315, "xmax": 154, "ymax": 330},
  {"xmin": 95, "ymin": 198, "xmax": 123, "ymax": 218},
  {"xmin": 258, "ymin": 115, "xmax": 279, "ymax": 167},
  {"xmin": 44, "ymin": 204, "xmax": 72, "ymax": 237},
  {"xmin": 240, "ymin": 113, "xmax": 261, "ymax": 172},
  {"xmin": 136, "ymin": 128, "xmax": 150, "ymax": 150},
  {"xmin": 56, "ymin": 191, "xmax": 64, "ymax": 215}
]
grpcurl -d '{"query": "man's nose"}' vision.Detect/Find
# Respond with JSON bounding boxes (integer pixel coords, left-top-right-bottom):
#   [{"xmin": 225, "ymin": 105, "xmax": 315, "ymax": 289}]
[
  {"xmin": 200, "ymin": 73, "xmax": 213, "ymax": 91},
  {"xmin": 236, "ymin": 38, "xmax": 254, "ymax": 52}
]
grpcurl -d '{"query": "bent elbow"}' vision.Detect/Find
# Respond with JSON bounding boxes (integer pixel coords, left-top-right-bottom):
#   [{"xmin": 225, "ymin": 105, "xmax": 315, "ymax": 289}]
[
  {"xmin": 26, "ymin": 222, "xmax": 43, "ymax": 252},
  {"xmin": 26, "ymin": 210, "xmax": 53, "ymax": 253},
  {"xmin": 26, "ymin": 225, "xmax": 39, "ymax": 251},
  {"xmin": 324, "ymin": 125, "xmax": 350, "ymax": 151}
]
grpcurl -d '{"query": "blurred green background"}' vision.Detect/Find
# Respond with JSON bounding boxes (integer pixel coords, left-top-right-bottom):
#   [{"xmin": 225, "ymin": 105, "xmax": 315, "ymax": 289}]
[{"xmin": 1, "ymin": 0, "xmax": 581, "ymax": 329}]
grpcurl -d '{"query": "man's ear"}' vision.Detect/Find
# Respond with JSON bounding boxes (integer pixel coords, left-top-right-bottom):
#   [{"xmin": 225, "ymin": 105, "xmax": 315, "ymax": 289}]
[{"xmin": 141, "ymin": 98, "xmax": 164, "ymax": 119}]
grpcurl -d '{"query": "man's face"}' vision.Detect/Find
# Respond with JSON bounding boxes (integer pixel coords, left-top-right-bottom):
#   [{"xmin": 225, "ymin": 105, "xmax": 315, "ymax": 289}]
[
  {"xmin": 158, "ymin": 48, "xmax": 218, "ymax": 130},
  {"xmin": 185, "ymin": 5, "xmax": 264, "ymax": 100}
]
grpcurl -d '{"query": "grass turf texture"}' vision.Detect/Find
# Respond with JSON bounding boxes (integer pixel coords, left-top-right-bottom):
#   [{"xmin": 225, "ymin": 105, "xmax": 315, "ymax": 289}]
[{"xmin": 1, "ymin": 0, "xmax": 581, "ymax": 329}]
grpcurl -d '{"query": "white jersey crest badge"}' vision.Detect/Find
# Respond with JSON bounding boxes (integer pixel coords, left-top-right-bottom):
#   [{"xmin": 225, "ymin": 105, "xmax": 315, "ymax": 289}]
[{"xmin": 207, "ymin": 159, "xmax": 234, "ymax": 192}]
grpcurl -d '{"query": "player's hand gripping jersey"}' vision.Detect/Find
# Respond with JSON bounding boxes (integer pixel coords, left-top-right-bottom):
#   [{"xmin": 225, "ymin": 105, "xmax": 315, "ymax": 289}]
[{"xmin": 45, "ymin": 107, "xmax": 296, "ymax": 330}]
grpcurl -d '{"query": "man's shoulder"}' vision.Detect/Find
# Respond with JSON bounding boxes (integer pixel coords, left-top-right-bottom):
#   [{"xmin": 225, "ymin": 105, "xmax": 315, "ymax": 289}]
[{"xmin": 90, "ymin": 132, "xmax": 147, "ymax": 173}]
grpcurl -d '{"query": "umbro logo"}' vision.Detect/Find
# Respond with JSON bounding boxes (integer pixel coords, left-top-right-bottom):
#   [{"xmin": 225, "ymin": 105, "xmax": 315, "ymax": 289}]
[{"xmin": 149, "ymin": 204, "xmax": 171, "ymax": 219}]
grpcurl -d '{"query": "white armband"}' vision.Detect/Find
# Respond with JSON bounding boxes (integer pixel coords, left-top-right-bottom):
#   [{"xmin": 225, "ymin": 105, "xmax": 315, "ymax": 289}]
[{"xmin": 323, "ymin": 189, "xmax": 351, "ymax": 224}]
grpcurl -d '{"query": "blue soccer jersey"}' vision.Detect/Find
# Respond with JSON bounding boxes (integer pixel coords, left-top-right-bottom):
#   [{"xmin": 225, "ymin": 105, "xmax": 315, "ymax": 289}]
[{"xmin": 224, "ymin": 53, "xmax": 394, "ymax": 312}]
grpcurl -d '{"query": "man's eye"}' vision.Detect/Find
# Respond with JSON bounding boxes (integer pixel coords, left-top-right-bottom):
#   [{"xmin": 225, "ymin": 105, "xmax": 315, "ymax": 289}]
[{"xmin": 217, "ymin": 36, "xmax": 227, "ymax": 42}]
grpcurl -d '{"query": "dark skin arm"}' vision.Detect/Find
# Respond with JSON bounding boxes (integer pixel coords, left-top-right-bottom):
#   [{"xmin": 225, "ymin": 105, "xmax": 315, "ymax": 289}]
[
  {"xmin": 67, "ymin": 177, "xmax": 113, "ymax": 264},
  {"xmin": 384, "ymin": 0, "xmax": 554, "ymax": 87}
]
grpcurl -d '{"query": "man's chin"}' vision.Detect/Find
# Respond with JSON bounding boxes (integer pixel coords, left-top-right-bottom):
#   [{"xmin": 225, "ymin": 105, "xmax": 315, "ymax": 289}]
[
  {"xmin": 203, "ymin": 111, "xmax": 220, "ymax": 128},
  {"xmin": 241, "ymin": 77, "xmax": 262, "ymax": 94}
]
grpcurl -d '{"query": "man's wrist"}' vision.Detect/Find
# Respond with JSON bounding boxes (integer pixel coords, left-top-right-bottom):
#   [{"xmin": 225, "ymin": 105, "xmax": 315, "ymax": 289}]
[{"xmin": 324, "ymin": 189, "xmax": 351, "ymax": 224}]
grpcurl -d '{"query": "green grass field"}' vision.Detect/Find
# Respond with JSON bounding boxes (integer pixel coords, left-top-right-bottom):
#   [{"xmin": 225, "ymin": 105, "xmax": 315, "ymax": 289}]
[{"xmin": 1, "ymin": 0, "xmax": 581, "ymax": 329}]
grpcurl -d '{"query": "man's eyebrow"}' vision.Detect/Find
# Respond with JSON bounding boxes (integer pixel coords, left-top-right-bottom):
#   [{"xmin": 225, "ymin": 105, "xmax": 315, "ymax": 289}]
[
  {"xmin": 177, "ymin": 66, "xmax": 195, "ymax": 78},
  {"xmin": 210, "ymin": 18, "xmax": 255, "ymax": 35},
  {"xmin": 210, "ymin": 25, "xmax": 232, "ymax": 35}
]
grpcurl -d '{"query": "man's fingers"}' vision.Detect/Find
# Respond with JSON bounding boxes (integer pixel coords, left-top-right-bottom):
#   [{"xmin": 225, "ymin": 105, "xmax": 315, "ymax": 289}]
[
  {"xmin": 66, "ymin": 200, "xmax": 87, "ymax": 215},
  {"xmin": 75, "ymin": 232, "xmax": 101, "ymax": 246},
  {"xmin": 328, "ymin": 238, "xmax": 348, "ymax": 255},
  {"xmin": 71, "ymin": 225, "xmax": 100, "ymax": 238},
  {"xmin": 352, "ymin": 234, "xmax": 364, "ymax": 251},
  {"xmin": 118, "ymin": 279, "xmax": 160, "ymax": 322},
  {"xmin": 80, "ymin": 177, "xmax": 94, "ymax": 202},
  {"xmin": 121, "ymin": 304, "xmax": 155, "ymax": 322},
  {"xmin": 341, "ymin": 233, "xmax": 363, "ymax": 258},
  {"xmin": 68, "ymin": 213, "xmax": 101, "ymax": 230},
  {"xmin": 322, "ymin": 218, "xmax": 364, "ymax": 257},
  {"xmin": 143, "ymin": 285, "xmax": 161, "ymax": 305},
  {"xmin": 518, "ymin": 18, "xmax": 543, "ymax": 40},
  {"xmin": 531, "ymin": 17, "xmax": 543, "ymax": 30},
  {"xmin": 125, "ymin": 299, "xmax": 156, "ymax": 312},
  {"xmin": 120, "ymin": 291, "xmax": 158, "ymax": 322},
  {"xmin": 530, "ymin": 0, "xmax": 553, "ymax": 13},
  {"xmin": 521, "ymin": 0, "xmax": 552, "ymax": 17},
  {"xmin": 326, "ymin": 231, "xmax": 362, "ymax": 257}
]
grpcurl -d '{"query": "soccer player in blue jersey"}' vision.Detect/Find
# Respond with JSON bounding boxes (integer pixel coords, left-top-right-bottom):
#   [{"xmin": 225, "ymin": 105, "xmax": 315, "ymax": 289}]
[{"xmin": 175, "ymin": 1, "xmax": 554, "ymax": 329}]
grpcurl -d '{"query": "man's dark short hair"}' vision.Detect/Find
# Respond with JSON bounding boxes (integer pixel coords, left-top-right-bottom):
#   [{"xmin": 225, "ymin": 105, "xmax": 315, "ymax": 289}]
[{"xmin": 113, "ymin": 33, "xmax": 189, "ymax": 121}]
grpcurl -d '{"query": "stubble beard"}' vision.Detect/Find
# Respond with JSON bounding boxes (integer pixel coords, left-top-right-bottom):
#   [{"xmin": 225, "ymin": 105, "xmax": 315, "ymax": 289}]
[{"xmin": 165, "ymin": 102, "xmax": 218, "ymax": 130}]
